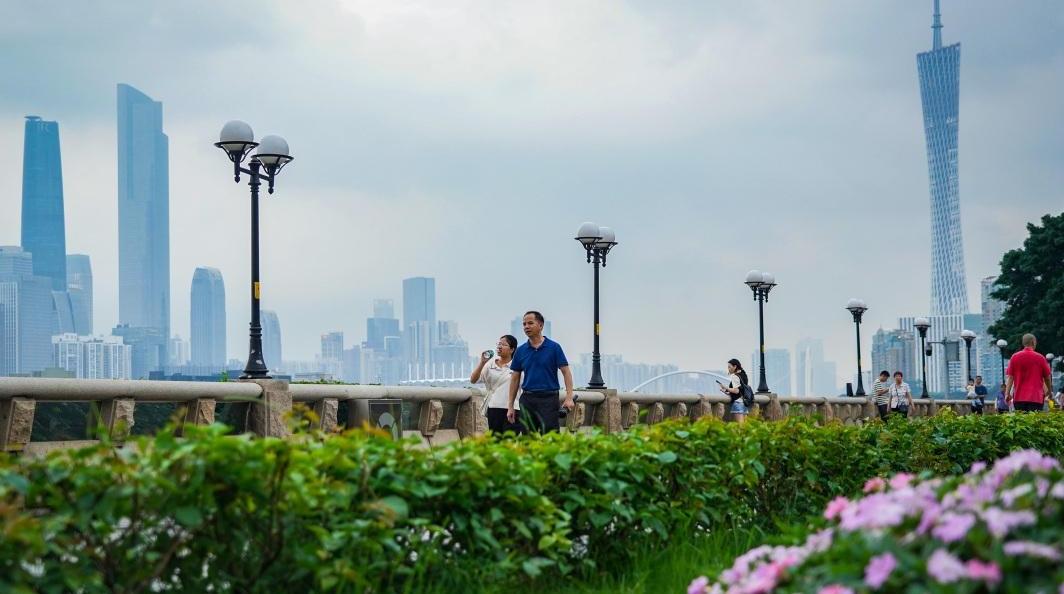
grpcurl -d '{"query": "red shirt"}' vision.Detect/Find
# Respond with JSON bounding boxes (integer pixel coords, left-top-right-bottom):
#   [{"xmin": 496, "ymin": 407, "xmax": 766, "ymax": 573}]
[{"xmin": 1006, "ymin": 347, "xmax": 1051, "ymax": 404}]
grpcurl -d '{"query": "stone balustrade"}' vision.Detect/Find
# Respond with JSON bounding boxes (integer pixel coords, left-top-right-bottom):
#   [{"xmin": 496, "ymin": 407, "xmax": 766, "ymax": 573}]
[{"xmin": 0, "ymin": 377, "xmax": 995, "ymax": 455}]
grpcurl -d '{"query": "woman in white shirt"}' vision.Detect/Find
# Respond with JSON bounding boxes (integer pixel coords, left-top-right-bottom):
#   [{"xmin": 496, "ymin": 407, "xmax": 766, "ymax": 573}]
[
  {"xmin": 888, "ymin": 371, "xmax": 915, "ymax": 419},
  {"xmin": 719, "ymin": 358, "xmax": 750, "ymax": 424},
  {"xmin": 470, "ymin": 335, "xmax": 524, "ymax": 434}
]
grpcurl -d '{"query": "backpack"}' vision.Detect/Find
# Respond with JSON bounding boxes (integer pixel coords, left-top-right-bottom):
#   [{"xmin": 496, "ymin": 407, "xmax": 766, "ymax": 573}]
[{"xmin": 740, "ymin": 382, "xmax": 755, "ymax": 408}]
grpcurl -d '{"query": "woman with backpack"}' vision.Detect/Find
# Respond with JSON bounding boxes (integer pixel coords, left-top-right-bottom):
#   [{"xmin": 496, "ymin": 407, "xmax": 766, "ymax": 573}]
[{"xmin": 719, "ymin": 358, "xmax": 750, "ymax": 424}]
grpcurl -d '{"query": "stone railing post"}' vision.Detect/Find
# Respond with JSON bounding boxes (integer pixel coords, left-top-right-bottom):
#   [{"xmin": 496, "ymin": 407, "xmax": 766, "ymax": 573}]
[
  {"xmin": 312, "ymin": 398, "xmax": 339, "ymax": 433},
  {"xmin": 668, "ymin": 402, "xmax": 688, "ymax": 420},
  {"xmin": 177, "ymin": 398, "xmax": 216, "ymax": 436},
  {"xmin": 621, "ymin": 401, "xmax": 640, "ymax": 429},
  {"xmin": 764, "ymin": 394, "xmax": 784, "ymax": 421},
  {"xmin": 690, "ymin": 396, "xmax": 712, "ymax": 420},
  {"xmin": 0, "ymin": 397, "xmax": 35, "ymax": 451},
  {"xmin": 456, "ymin": 390, "xmax": 487, "ymax": 438},
  {"xmin": 419, "ymin": 399, "xmax": 443, "ymax": 437},
  {"xmin": 565, "ymin": 401, "xmax": 587, "ymax": 432},
  {"xmin": 242, "ymin": 379, "xmax": 292, "ymax": 438},
  {"xmin": 820, "ymin": 398, "xmax": 835, "ymax": 423},
  {"xmin": 98, "ymin": 398, "xmax": 136, "ymax": 441},
  {"xmin": 591, "ymin": 390, "xmax": 622, "ymax": 433},
  {"xmin": 646, "ymin": 402, "xmax": 665, "ymax": 425}
]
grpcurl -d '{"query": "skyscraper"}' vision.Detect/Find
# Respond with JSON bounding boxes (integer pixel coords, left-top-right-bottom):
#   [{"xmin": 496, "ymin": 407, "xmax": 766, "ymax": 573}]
[
  {"xmin": 66, "ymin": 254, "xmax": 93, "ymax": 335},
  {"xmin": 871, "ymin": 329, "xmax": 917, "ymax": 382},
  {"xmin": 403, "ymin": 277, "xmax": 436, "ymax": 376},
  {"xmin": 980, "ymin": 276, "xmax": 1007, "ymax": 387},
  {"xmin": 21, "ymin": 116, "xmax": 66, "ymax": 291},
  {"xmin": 261, "ymin": 310, "xmax": 282, "ymax": 373},
  {"xmin": 917, "ymin": 0, "xmax": 968, "ymax": 316},
  {"xmin": 190, "ymin": 267, "xmax": 226, "ymax": 368},
  {"xmin": 366, "ymin": 299, "xmax": 400, "ymax": 351},
  {"xmin": 0, "ymin": 247, "xmax": 54, "ymax": 375},
  {"xmin": 751, "ymin": 348, "xmax": 792, "ymax": 396},
  {"xmin": 117, "ymin": 84, "xmax": 170, "ymax": 359},
  {"xmin": 321, "ymin": 331, "xmax": 344, "ymax": 379}
]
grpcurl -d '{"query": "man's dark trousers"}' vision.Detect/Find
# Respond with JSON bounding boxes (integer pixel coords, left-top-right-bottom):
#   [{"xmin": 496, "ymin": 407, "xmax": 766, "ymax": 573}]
[{"xmin": 519, "ymin": 390, "xmax": 561, "ymax": 433}]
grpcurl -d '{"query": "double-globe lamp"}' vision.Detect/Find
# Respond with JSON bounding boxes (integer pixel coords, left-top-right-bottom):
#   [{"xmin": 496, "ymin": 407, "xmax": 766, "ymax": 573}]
[
  {"xmin": 575, "ymin": 222, "xmax": 618, "ymax": 389},
  {"xmin": 914, "ymin": 318, "xmax": 931, "ymax": 398},
  {"xmin": 845, "ymin": 299, "xmax": 869, "ymax": 396},
  {"xmin": 214, "ymin": 120, "xmax": 294, "ymax": 379},
  {"xmin": 745, "ymin": 270, "xmax": 777, "ymax": 394}
]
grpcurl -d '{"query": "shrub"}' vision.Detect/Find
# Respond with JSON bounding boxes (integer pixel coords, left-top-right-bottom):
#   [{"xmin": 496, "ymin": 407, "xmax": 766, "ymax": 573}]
[
  {"xmin": 0, "ymin": 412, "xmax": 1061, "ymax": 592},
  {"xmin": 689, "ymin": 449, "xmax": 1064, "ymax": 593}
]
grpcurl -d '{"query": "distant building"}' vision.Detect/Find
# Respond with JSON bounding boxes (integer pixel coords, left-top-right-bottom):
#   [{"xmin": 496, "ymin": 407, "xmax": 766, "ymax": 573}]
[
  {"xmin": 168, "ymin": 335, "xmax": 190, "ymax": 367},
  {"xmin": 751, "ymin": 348, "xmax": 791, "ymax": 396},
  {"xmin": 117, "ymin": 84, "xmax": 170, "ymax": 363},
  {"xmin": 402, "ymin": 277, "xmax": 436, "ymax": 373},
  {"xmin": 320, "ymin": 331, "xmax": 344, "ymax": 379},
  {"xmin": 0, "ymin": 246, "xmax": 55, "ymax": 375},
  {"xmin": 871, "ymin": 328, "xmax": 917, "ymax": 382},
  {"xmin": 52, "ymin": 333, "xmax": 132, "ymax": 380},
  {"xmin": 899, "ymin": 314, "xmax": 970, "ymax": 397},
  {"xmin": 980, "ymin": 276, "xmax": 1007, "ymax": 388},
  {"xmin": 21, "ymin": 116, "xmax": 67, "ymax": 291},
  {"xmin": 342, "ymin": 345, "xmax": 361, "ymax": 383},
  {"xmin": 66, "ymin": 254, "xmax": 93, "ymax": 335},
  {"xmin": 572, "ymin": 353, "xmax": 680, "ymax": 392},
  {"xmin": 112, "ymin": 324, "xmax": 166, "ymax": 379},
  {"xmin": 190, "ymin": 267, "xmax": 226, "ymax": 368},
  {"xmin": 261, "ymin": 310, "xmax": 282, "ymax": 373}
]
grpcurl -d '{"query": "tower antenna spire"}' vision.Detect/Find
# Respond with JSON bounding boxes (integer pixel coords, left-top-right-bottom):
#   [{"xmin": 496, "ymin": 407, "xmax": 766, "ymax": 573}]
[{"xmin": 932, "ymin": 0, "xmax": 943, "ymax": 50}]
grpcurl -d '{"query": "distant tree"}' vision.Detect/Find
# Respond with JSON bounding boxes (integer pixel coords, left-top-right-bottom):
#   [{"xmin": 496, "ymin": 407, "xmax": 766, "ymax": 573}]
[{"xmin": 988, "ymin": 212, "xmax": 1064, "ymax": 371}]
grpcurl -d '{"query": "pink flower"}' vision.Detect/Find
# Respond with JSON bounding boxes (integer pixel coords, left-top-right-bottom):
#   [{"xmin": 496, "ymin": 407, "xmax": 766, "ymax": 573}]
[
  {"xmin": 931, "ymin": 512, "xmax": 976, "ymax": 543},
  {"xmin": 927, "ymin": 549, "xmax": 966, "ymax": 583},
  {"xmin": 889, "ymin": 472, "xmax": 914, "ymax": 489},
  {"xmin": 687, "ymin": 576, "xmax": 709, "ymax": 594},
  {"xmin": 817, "ymin": 586, "xmax": 854, "ymax": 594},
  {"xmin": 1000, "ymin": 483, "xmax": 1033, "ymax": 507},
  {"xmin": 982, "ymin": 507, "xmax": 1037, "ymax": 538},
  {"xmin": 916, "ymin": 502, "xmax": 941, "ymax": 535},
  {"xmin": 968, "ymin": 461, "xmax": 987, "ymax": 474},
  {"xmin": 824, "ymin": 496, "xmax": 850, "ymax": 520},
  {"xmin": 965, "ymin": 559, "xmax": 1001, "ymax": 584},
  {"xmin": 863, "ymin": 552, "xmax": 896, "ymax": 588},
  {"xmin": 864, "ymin": 477, "xmax": 886, "ymax": 493},
  {"xmin": 1003, "ymin": 540, "xmax": 1062, "ymax": 561}
]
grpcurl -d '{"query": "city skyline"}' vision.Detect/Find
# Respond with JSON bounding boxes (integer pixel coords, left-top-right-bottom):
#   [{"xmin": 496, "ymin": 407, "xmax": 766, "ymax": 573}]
[{"xmin": 0, "ymin": 2, "xmax": 1061, "ymax": 382}]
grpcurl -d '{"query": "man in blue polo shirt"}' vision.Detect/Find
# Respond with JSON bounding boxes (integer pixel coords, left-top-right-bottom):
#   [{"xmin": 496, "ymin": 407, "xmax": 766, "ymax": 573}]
[{"xmin": 507, "ymin": 310, "xmax": 575, "ymax": 433}]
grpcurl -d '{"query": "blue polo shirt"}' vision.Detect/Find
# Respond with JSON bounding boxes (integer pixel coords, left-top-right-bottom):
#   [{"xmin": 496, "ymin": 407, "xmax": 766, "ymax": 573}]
[{"xmin": 510, "ymin": 336, "xmax": 569, "ymax": 392}]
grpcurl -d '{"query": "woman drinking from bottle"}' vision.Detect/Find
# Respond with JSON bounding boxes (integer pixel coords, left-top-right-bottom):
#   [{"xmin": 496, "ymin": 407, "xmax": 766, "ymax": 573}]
[{"xmin": 470, "ymin": 335, "xmax": 524, "ymax": 434}]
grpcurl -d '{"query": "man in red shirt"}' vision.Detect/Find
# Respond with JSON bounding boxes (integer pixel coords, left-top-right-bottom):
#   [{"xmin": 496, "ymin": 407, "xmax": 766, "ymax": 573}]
[{"xmin": 1005, "ymin": 333, "xmax": 1052, "ymax": 412}]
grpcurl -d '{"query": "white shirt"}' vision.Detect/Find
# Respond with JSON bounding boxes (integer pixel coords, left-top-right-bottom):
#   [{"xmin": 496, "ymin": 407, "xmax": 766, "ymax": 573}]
[
  {"xmin": 728, "ymin": 373, "xmax": 742, "ymax": 392},
  {"xmin": 479, "ymin": 358, "xmax": 520, "ymax": 411},
  {"xmin": 889, "ymin": 382, "xmax": 912, "ymax": 409}
]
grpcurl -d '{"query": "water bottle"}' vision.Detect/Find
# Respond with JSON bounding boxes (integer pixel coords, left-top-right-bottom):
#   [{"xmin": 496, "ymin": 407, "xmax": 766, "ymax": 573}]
[{"xmin": 482, "ymin": 350, "xmax": 494, "ymax": 360}]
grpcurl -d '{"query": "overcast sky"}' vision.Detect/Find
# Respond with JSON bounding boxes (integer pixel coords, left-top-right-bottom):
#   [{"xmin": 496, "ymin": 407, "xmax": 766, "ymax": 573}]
[{"xmin": 1, "ymin": 0, "xmax": 1061, "ymax": 386}]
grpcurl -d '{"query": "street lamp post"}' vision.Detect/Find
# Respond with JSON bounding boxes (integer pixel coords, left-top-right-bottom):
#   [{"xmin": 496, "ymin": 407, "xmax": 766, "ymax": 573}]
[
  {"xmin": 845, "ymin": 299, "xmax": 869, "ymax": 396},
  {"xmin": 745, "ymin": 270, "xmax": 777, "ymax": 394},
  {"xmin": 575, "ymin": 222, "xmax": 617, "ymax": 389},
  {"xmin": 996, "ymin": 338, "xmax": 1008, "ymax": 384},
  {"xmin": 961, "ymin": 329, "xmax": 976, "ymax": 383},
  {"xmin": 214, "ymin": 121, "xmax": 293, "ymax": 379},
  {"xmin": 915, "ymin": 318, "xmax": 931, "ymax": 398}
]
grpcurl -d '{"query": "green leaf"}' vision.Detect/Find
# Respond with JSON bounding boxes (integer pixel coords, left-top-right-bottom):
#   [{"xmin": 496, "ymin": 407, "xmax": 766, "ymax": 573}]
[
  {"xmin": 657, "ymin": 451, "xmax": 678, "ymax": 464},
  {"xmin": 554, "ymin": 453, "xmax": 572, "ymax": 471},
  {"xmin": 379, "ymin": 496, "xmax": 409, "ymax": 519},
  {"xmin": 174, "ymin": 506, "xmax": 203, "ymax": 528}
]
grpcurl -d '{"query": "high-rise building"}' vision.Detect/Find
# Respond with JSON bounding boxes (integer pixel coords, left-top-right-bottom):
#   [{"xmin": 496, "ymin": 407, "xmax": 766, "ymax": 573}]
[
  {"xmin": 342, "ymin": 345, "xmax": 362, "ymax": 383},
  {"xmin": 917, "ymin": 1, "xmax": 968, "ymax": 316},
  {"xmin": 168, "ymin": 335, "xmax": 190, "ymax": 367},
  {"xmin": 980, "ymin": 276, "xmax": 1007, "ymax": 388},
  {"xmin": 402, "ymin": 277, "xmax": 436, "ymax": 375},
  {"xmin": 320, "ymin": 331, "xmax": 344, "ymax": 378},
  {"xmin": 261, "ymin": 310, "xmax": 282, "ymax": 373},
  {"xmin": 0, "ymin": 246, "xmax": 55, "ymax": 375},
  {"xmin": 66, "ymin": 254, "xmax": 93, "ymax": 335},
  {"xmin": 373, "ymin": 299, "xmax": 394, "ymax": 319},
  {"xmin": 190, "ymin": 267, "xmax": 226, "ymax": 368},
  {"xmin": 751, "ymin": 348, "xmax": 792, "ymax": 396},
  {"xmin": 366, "ymin": 299, "xmax": 400, "ymax": 351},
  {"xmin": 871, "ymin": 328, "xmax": 917, "ymax": 382},
  {"xmin": 117, "ymin": 84, "xmax": 170, "ymax": 362},
  {"xmin": 51, "ymin": 290, "xmax": 76, "ymax": 335},
  {"xmin": 21, "ymin": 116, "xmax": 67, "ymax": 291},
  {"xmin": 899, "ymin": 314, "xmax": 968, "ymax": 396},
  {"xmin": 112, "ymin": 324, "xmax": 166, "ymax": 379},
  {"xmin": 53, "ymin": 333, "xmax": 132, "ymax": 380}
]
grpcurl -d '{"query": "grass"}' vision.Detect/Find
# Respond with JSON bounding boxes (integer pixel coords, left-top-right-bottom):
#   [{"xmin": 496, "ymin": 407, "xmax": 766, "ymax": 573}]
[{"xmin": 408, "ymin": 521, "xmax": 786, "ymax": 594}]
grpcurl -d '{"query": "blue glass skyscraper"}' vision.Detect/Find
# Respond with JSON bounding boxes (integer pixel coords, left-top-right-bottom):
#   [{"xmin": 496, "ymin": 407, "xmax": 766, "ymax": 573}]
[
  {"xmin": 917, "ymin": 0, "xmax": 968, "ymax": 315},
  {"xmin": 190, "ymin": 267, "xmax": 226, "ymax": 368},
  {"xmin": 117, "ymin": 84, "xmax": 170, "ymax": 362},
  {"xmin": 21, "ymin": 116, "xmax": 66, "ymax": 291}
]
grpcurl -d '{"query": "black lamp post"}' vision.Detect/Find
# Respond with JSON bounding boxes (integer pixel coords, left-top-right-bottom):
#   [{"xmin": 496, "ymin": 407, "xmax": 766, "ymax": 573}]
[
  {"xmin": 745, "ymin": 270, "xmax": 777, "ymax": 394},
  {"xmin": 214, "ymin": 121, "xmax": 293, "ymax": 379},
  {"xmin": 961, "ymin": 329, "xmax": 976, "ymax": 383},
  {"xmin": 575, "ymin": 222, "xmax": 617, "ymax": 389},
  {"xmin": 996, "ymin": 339, "xmax": 1008, "ymax": 383},
  {"xmin": 845, "ymin": 298, "xmax": 869, "ymax": 396},
  {"xmin": 915, "ymin": 318, "xmax": 931, "ymax": 398}
]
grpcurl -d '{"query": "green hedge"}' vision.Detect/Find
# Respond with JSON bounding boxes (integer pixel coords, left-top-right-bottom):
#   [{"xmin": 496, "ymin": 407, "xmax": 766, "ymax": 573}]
[{"xmin": 0, "ymin": 411, "xmax": 1062, "ymax": 593}]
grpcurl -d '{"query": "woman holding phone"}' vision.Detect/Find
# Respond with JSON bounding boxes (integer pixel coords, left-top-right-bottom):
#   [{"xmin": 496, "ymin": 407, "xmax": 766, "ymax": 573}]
[
  {"xmin": 718, "ymin": 358, "xmax": 749, "ymax": 424},
  {"xmin": 470, "ymin": 335, "xmax": 524, "ymax": 434}
]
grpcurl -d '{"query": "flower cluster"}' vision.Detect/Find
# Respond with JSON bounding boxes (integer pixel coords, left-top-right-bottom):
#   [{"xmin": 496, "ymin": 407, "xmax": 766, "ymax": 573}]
[{"xmin": 689, "ymin": 449, "xmax": 1064, "ymax": 593}]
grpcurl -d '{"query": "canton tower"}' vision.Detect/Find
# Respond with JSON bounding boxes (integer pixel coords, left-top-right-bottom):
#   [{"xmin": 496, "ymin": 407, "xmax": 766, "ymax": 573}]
[{"xmin": 917, "ymin": 0, "xmax": 968, "ymax": 315}]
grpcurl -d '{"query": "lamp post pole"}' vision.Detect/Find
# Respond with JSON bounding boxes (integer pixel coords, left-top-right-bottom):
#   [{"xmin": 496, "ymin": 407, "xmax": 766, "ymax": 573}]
[
  {"xmin": 996, "ymin": 339, "xmax": 1008, "ymax": 384},
  {"xmin": 915, "ymin": 318, "xmax": 931, "ymax": 398},
  {"xmin": 961, "ymin": 330, "xmax": 976, "ymax": 384},
  {"xmin": 846, "ymin": 299, "xmax": 869, "ymax": 396},
  {"xmin": 575, "ymin": 223, "xmax": 617, "ymax": 389},
  {"xmin": 745, "ymin": 270, "xmax": 777, "ymax": 394},
  {"xmin": 214, "ymin": 121, "xmax": 293, "ymax": 379}
]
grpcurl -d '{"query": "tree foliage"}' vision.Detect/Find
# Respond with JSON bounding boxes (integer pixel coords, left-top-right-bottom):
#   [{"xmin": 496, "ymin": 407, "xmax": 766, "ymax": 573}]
[{"xmin": 989, "ymin": 212, "xmax": 1064, "ymax": 370}]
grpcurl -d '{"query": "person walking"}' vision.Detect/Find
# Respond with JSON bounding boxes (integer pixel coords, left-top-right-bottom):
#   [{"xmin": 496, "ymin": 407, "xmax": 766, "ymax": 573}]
[
  {"xmin": 507, "ymin": 311, "xmax": 575, "ymax": 433},
  {"xmin": 1005, "ymin": 334, "xmax": 1052, "ymax": 413},
  {"xmin": 470, "ymin": 335, "xmax": 524, "ymax": 434},
  {"xmin": 995, "ymin": 382, "xmax": 1011, "ymax": 413},
  {"xmin": 719, "ymin": 358, "xmax": 750, "ymax": 424},
  {"xmin": 969, "ymin": 375, "xmax": 988, "ymax": 415},
  {"xmin": 888, "ymin": 371, "xmax": 914, "ymax": 419},
  {"xmin": 872, "ymin": 370, "xmax": 891, "ymax": 421}
]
